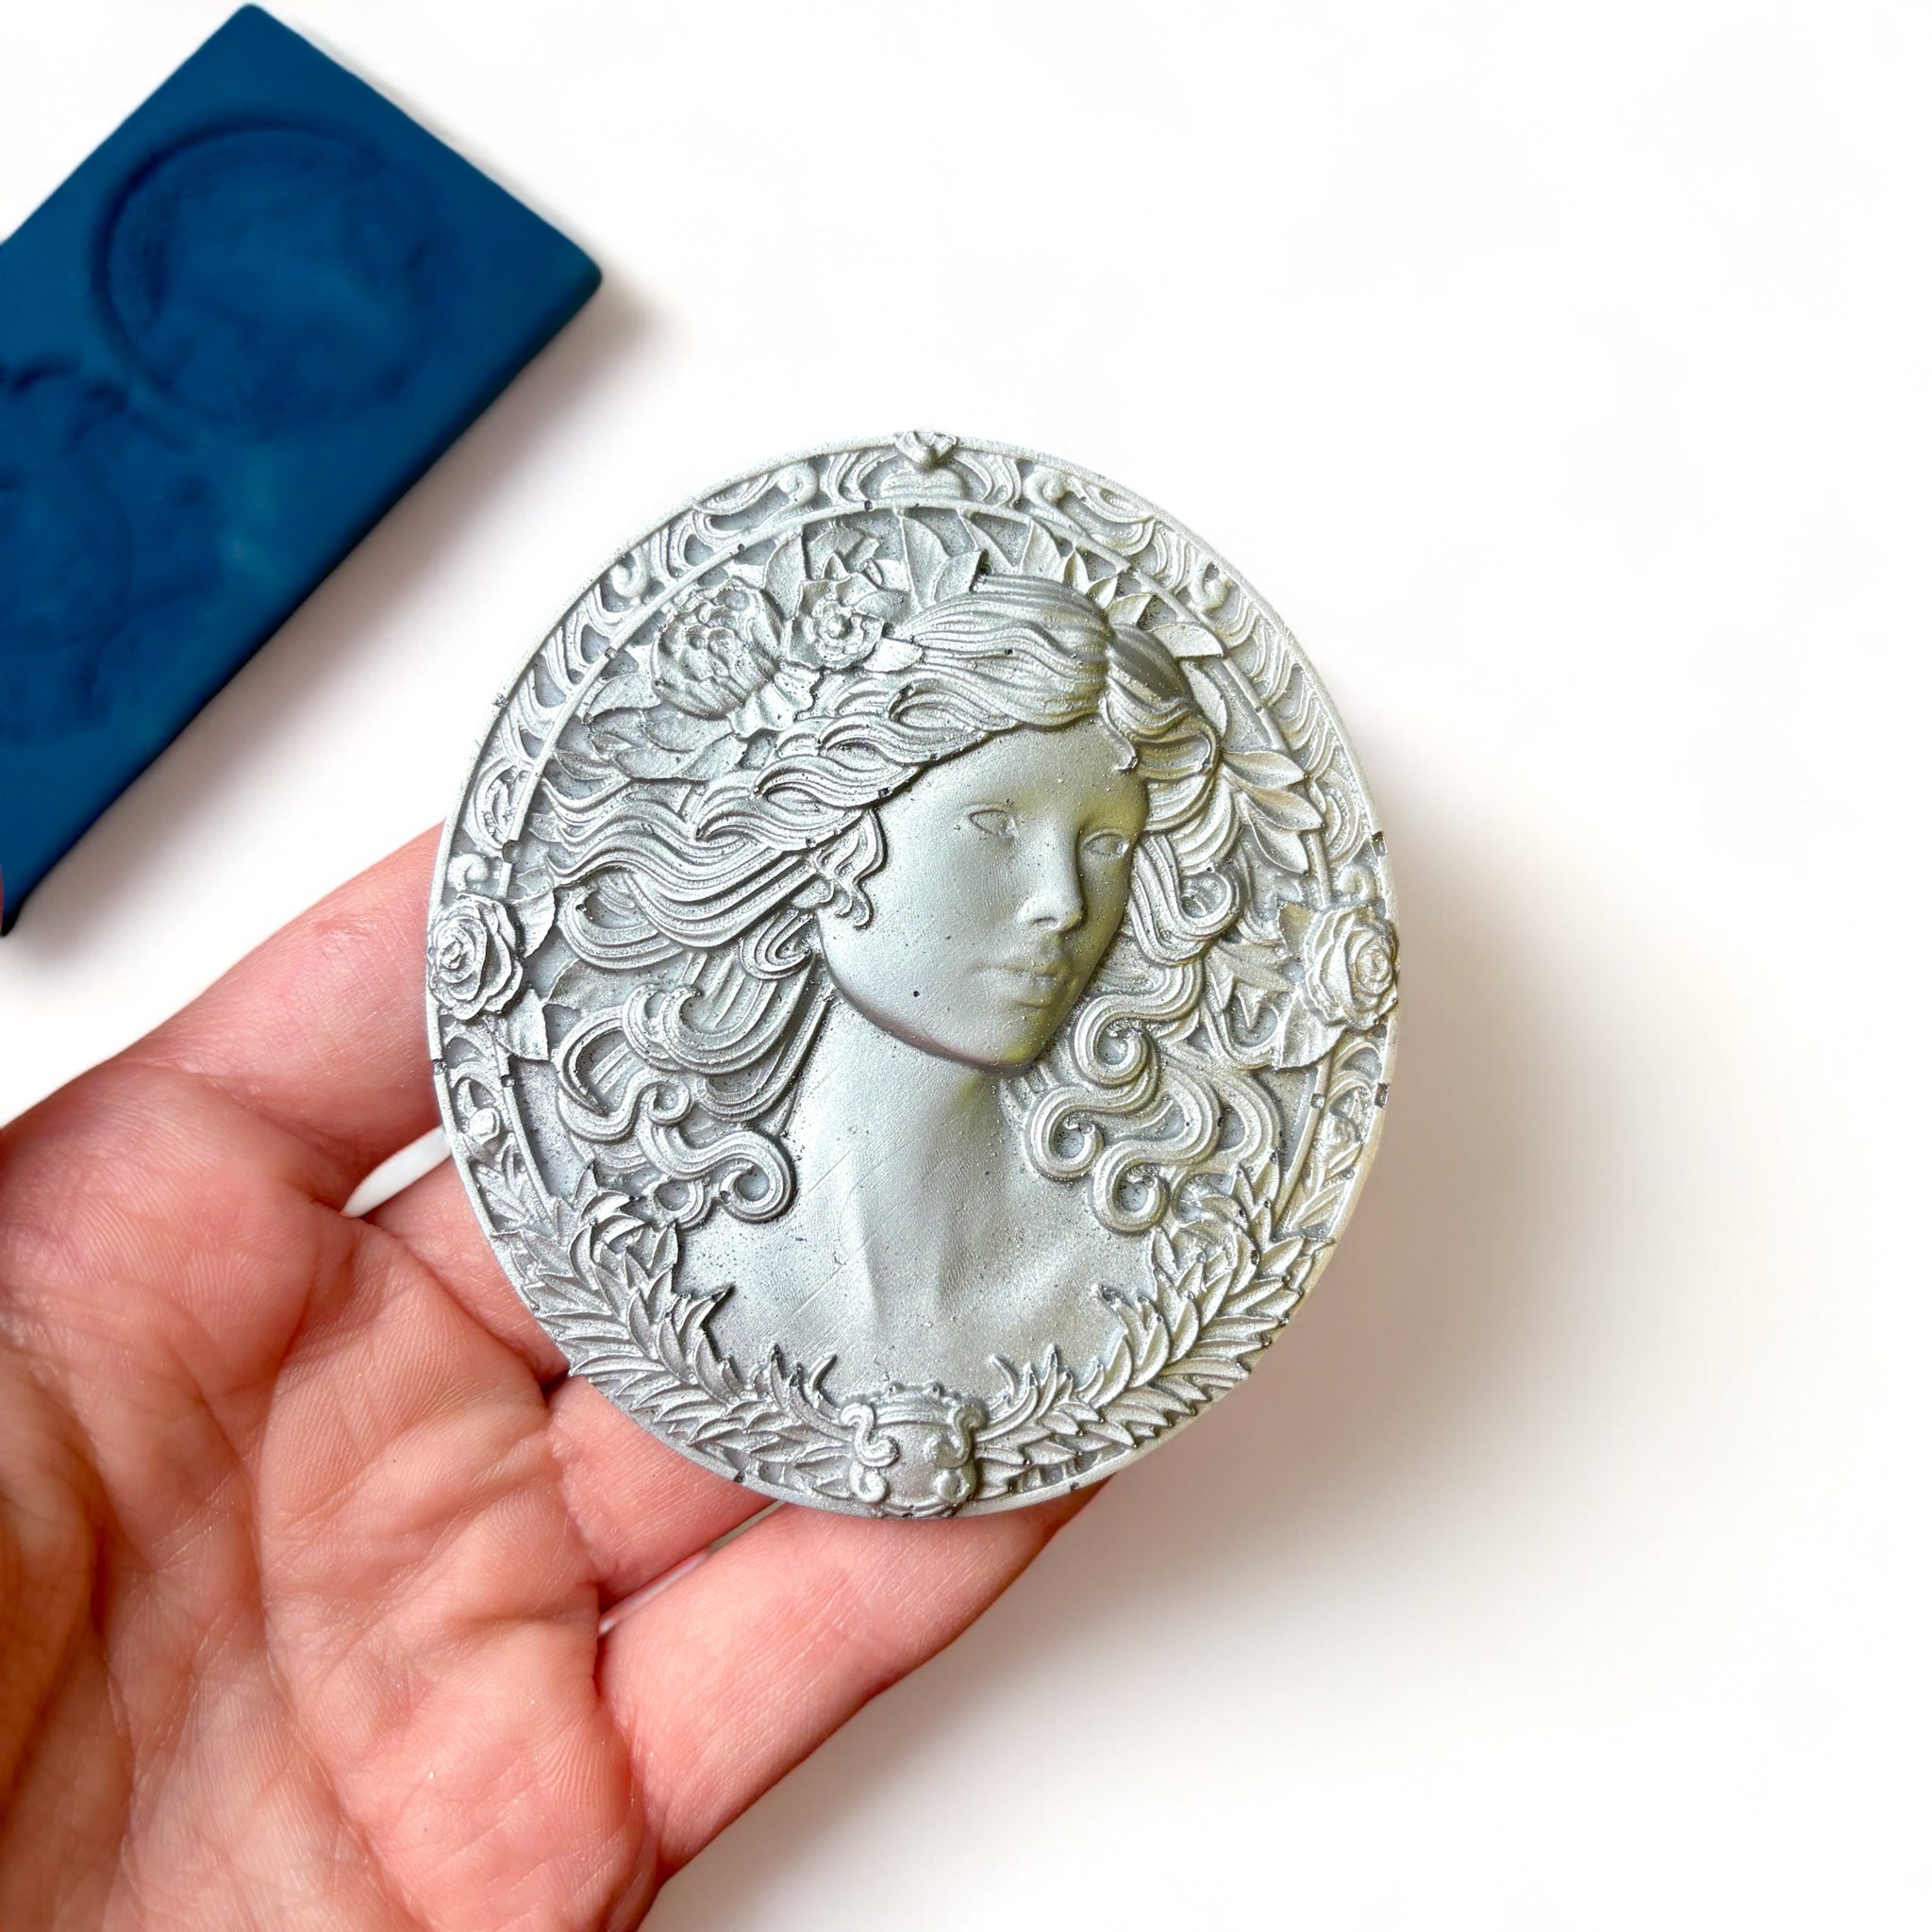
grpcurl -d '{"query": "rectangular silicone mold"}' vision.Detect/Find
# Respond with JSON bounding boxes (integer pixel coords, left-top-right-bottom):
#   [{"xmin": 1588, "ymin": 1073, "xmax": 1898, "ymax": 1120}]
[{"xmin": 0, "ymin": 5, "xmax": 600, "ymax": 929}]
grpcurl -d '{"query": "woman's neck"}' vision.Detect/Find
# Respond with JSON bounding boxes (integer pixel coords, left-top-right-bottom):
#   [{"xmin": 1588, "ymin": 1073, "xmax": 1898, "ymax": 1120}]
[
  {"xmin": 785, "ymin": 999, "xmax": 1013, "ymax": 1232},
  {"xmin": 706, "ymin": 996, "xmax": 1133, "ymax": 1390}
]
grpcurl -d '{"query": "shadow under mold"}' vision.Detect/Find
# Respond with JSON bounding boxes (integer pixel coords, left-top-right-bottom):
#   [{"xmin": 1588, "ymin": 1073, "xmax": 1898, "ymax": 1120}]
[{"xmin": 651, "ymin": 779, "xmax": 1571, "ymax": 1924}]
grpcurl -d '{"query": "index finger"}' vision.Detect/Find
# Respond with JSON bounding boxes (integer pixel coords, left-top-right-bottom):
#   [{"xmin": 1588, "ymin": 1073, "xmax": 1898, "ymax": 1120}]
[{"xmin": 126, "ymin": 828, "xmax": 441, "ymax": 1205}]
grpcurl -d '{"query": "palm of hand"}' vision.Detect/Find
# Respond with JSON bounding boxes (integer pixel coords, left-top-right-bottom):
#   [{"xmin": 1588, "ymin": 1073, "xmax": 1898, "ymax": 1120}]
[{"xmin": 0, "ymin": 836, "xmax": 1083, "ymax": 1929}]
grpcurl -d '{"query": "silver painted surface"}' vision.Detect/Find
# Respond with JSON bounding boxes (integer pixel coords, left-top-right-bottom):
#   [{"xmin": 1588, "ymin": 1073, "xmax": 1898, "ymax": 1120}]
[{"xmin": 428, "ymin": 433, "xmax": 1397, "ymax": 1516}]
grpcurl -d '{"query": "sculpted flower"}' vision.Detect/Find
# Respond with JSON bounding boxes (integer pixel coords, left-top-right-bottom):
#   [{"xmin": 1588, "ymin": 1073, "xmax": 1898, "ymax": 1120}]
[
  {"xmin": 429, "ymin": 894, "xmax": 523, "ymax": 1022},
  {"xmin": 652, "ymin": 580, "xmax": 784, "ymax": 719},
  {"xmin": 787, "ymin": 574, "xmax": 894, "ymax": 670},
  {"xmin": 1295, "ymin": 902, "xmax": 1397, "ymax": 1031}
]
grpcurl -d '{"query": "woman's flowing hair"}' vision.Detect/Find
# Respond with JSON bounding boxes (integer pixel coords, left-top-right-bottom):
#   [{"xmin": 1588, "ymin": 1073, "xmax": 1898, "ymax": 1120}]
[{"xmin": 545, "ymin": 575, "xmax": 1277, "ymax": 1236}]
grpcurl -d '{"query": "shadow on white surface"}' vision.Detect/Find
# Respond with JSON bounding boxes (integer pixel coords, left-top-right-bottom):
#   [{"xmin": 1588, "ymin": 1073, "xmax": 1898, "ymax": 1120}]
[
  {"xmin": 655, "ymin": 783, "xmax": 1567, "ymax": 1923},
  {"xmin": 4, "ymin": 276, "xmax": 651, "ymax": 961}
]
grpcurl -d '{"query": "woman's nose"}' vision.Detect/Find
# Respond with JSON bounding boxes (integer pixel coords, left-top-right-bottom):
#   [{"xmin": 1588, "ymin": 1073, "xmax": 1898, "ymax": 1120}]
[{"xmin": 1016, "ymin": 830, "xmax": 1084, "ymax": 933}]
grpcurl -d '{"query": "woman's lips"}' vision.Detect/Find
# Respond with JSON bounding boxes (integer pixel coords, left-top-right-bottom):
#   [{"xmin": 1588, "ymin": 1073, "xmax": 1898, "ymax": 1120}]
[{"xmin": 986, "ymin": 959, "xmax": 1074, "ymax": 1008}]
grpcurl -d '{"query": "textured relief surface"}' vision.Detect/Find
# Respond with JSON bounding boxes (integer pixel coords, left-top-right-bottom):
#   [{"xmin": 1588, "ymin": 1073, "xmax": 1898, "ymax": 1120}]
[
  {"xmin": 0, "ymin": 364, "xmax": 220, "ymax": 738},
  {"xmin": 101, "ymin": 126, "xmax": 439, "ymax": 432},
  {"xmin": 429, "ymin": 434, "xmax": 1397, "ymax": 1516}
]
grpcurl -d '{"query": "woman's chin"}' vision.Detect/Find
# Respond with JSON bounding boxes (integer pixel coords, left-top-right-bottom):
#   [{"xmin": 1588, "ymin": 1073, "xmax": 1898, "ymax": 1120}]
[
  {"xmin": 899, "ymin": 1016, "xmax": 1059, "ymax": 1074},
  {"xmin": 967, "ymin": 1010, "xmax": 1071, "ymax": 1072},
  {"xmin": 847, "ymin": 983, "xmax": 1075, "ymax": 1073}
]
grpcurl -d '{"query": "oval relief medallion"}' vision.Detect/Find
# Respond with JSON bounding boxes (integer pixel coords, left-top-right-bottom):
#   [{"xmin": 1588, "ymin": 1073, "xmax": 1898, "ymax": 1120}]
[{"xmin": 429, "ymin": 433, "xmax": 1397, "ymax": 1517}]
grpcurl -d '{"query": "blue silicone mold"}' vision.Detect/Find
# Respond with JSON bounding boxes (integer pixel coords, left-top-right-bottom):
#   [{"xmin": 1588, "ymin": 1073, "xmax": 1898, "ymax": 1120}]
[{"xmin": 0, "ymin": 6, "xmax": 600, "ymax": 928}]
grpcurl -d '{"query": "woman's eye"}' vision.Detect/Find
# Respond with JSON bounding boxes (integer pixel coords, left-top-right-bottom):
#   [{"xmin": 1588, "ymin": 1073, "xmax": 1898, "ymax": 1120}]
[
  {"xmin": 1084, "ymin": 830, "xmax": 1131, "ymax": 862},
  {"xmin": 966, "ymin": 808, "xmax": 1018, "ymax": 840}
]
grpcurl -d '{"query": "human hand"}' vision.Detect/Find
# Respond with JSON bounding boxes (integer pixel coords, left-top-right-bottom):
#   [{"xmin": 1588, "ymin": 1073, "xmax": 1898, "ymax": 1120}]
[{"xmin": 0, "ymin": 833, "xmax": 1088, "ymax": 1927}]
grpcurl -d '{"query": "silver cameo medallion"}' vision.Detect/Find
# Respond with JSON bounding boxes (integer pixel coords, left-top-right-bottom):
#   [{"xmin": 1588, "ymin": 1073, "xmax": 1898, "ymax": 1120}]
[{"xmin": 429, "ymin": 434, "xmax": 1397, "ymax": 1516}]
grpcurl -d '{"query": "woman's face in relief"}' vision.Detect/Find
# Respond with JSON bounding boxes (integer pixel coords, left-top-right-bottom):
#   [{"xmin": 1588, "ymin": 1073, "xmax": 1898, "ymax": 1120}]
[{"xmin": 816, "ymin": 717, "xmax": 1148, "ymax": 1071}]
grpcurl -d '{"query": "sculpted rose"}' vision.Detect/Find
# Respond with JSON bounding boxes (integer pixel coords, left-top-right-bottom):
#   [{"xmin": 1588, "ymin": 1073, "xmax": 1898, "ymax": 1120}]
[
  {"xmin": 428, "ymin": 894, "xmax": 523, "ymax": 1022},
  {"xmin": 788, "ymin": 575, "xmax": 891, "ymax": 669},
  {"xmin": 652, "ymin": 580, "xmax": 784, "ymax": 717},
  {"xmin": 1296, "ymin": 902, "xmax": 1397, "ymax": 1032}
]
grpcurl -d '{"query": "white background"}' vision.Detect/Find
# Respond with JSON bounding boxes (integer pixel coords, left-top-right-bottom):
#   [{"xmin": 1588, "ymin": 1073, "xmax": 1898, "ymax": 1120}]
[{"xmin": 3, "ymin": 2, "xmax": 1927, "ymax": 1924}]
